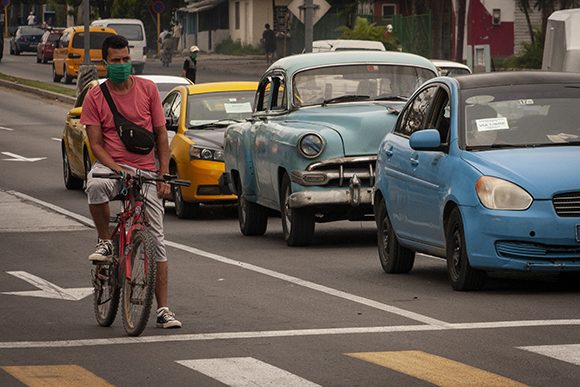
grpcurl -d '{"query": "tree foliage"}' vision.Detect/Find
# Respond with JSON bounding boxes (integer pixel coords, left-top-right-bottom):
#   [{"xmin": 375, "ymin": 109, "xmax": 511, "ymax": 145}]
[{"xmin": 337, "ymin": 17, "xmax": 398, "ymax": 50}]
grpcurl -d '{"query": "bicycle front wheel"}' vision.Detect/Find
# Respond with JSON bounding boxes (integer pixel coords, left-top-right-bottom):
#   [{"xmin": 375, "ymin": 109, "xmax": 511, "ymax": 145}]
[
  {"xmin": 92, "ymin": 236, "xmax": 120, "ymax": 327},
  {"xmin": 121, "ymin": 229, "xmax": 157, "ymax": 336}
]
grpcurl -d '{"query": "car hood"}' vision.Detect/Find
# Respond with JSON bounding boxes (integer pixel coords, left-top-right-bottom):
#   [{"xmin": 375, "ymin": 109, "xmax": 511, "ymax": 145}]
[
  {"xmin": 185, "ymin": 128, "xmax": 226, "ymax": 149},
  {"xmin": 287, "ymin": 103, "xmax": 400, "ymax": 156},
  {"xmin": 460, "ymin": 146, "xmax": 580, "ymax": 199}
]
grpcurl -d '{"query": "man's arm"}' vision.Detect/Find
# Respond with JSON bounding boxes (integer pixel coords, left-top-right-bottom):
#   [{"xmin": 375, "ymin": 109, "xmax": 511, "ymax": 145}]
[
  {"xmin": 153, "ymin": 124, "xmax": 171, "ymax": 198},
  {"xmin": 86, "ymin": 124, "xmax": 123, "ymax": 173}
]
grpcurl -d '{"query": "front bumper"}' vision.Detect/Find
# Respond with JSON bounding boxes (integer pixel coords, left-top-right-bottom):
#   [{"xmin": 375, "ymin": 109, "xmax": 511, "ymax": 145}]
[
  {"xmin": 288, "ymin": 173, "xmax": 372, "ymax": 209},
  {"xmin": 461, "ymin": 201, "xmax": 580, "ymax": 272}
]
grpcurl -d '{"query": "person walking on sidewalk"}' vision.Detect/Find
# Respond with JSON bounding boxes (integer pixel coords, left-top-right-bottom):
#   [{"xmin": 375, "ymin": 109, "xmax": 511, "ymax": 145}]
[
  {"xmin": 80, "ymin": 34, "xmax": 182, "ymax": 329},
  {"xmin": 182, "ymin": 45, "xmax": 198, "ymax": 83},
  {"xmin": 261, "ymin": 23, "xmax": 276, "ymax": 65}
]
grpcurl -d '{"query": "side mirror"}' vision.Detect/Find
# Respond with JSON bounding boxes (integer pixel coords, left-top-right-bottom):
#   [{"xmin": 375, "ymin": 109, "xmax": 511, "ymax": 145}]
[
  {"xmin": 67, "ymin": 107, "xmax": 82, "ymax": 119},
  {"xmin": 410, "ymin": 129, "xmax": 442, "ymax": 151},
  {"xmin": 165, "ymin": 116, "xmax": 178, "ymax": 132}
]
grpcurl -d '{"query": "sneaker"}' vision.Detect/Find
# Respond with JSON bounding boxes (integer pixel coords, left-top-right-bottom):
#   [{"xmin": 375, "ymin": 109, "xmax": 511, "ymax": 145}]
[
  {"xmin": 88, "ymin": 239, "xmax": 113, "ymax": 262},
  {"xmin": 157, "ymin": 307, "xmax": 182, "ymax": 329}
]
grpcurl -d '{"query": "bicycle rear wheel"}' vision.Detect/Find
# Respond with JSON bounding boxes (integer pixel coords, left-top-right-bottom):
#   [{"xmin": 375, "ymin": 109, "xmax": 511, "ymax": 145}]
[
  {"xmin": 121, "ymin": 229, "xmax": 157, "ymax": 336},
  {"xmin": 92, "ymin": 236, "xmax": 120, "ymax": 327}
]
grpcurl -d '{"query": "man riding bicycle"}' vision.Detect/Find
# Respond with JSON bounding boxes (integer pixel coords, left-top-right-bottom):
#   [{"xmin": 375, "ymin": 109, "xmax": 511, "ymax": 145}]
[{"xmin": 81, "ymin": 34, "xmax": 181, "ymax": 329}]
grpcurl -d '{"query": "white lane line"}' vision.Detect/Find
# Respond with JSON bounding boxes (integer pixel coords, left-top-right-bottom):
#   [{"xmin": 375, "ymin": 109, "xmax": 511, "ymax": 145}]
[
  {"xmin": 176, "ymin": 357, "xmax": 322, "ymax": 387},
  {"xmin": 165, "ymin": 241, "xmax": 450, "ymax": 328},
  {"xmin": 7, "ymin": 191, "xmax": 94, "ymax": 227},
  {"xmin": 519, "ymin": 343, "xmax": 580, "ymax": 366},
  {"xmin": 0, "ymin": 320, "xmax": 579, "ymax": 349},
  {"xmin": 0, "ymin": 126, "xmax": 14, "ymax": 131}
]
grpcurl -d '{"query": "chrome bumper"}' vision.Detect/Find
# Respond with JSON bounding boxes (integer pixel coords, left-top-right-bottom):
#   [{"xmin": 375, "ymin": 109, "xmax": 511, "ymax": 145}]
[{"xmin": 288, "ymin": 174, "xmax": 372, "ymax": 209}]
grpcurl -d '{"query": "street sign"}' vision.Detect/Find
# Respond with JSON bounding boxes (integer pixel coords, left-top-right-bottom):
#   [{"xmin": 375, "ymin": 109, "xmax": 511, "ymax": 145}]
[
  {"xmin": 1, "ymin": 0, "xmax": 11, "ymax": 7},
  {"xmin": 151, "ymin": 0, "xmax": 166, "ymax": 14},
  {"xmin": 287, "ymin": 0, "xmax": 331, "ymax": 25}
]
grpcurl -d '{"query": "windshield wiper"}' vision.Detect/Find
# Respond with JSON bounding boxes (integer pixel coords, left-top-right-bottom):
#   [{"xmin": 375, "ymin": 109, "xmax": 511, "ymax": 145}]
[
  {"xmin": 374, "ymin": 95, "xmax": 408, "ymax": 101},
  {"xmin": 322, "ymin": 95, "xmax": 370, "ymax": 106},
  {"xmin": 466, "ymin": 143, "xmax": 532, "ymax": 150},
  {"xmin": 188, "ymin": 119, "xmax": 242, "ymax": 130}
]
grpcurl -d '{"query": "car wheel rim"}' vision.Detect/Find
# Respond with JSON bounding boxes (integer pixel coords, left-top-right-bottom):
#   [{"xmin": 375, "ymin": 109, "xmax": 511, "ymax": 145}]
[
  {"xmin": 450, "ymin": 227, "xmax": 462, "ymax": 279},
  {"xmin": 174, "ymin": 186, "xmax": 183, "ymax": 214},
  {"xmin": 239, "ymin": 196, "xmax": 247, "ymax": 225},
  {"xmin": 283, "ymin": 186, "xmax": 292, "ymax": 232},
  {"xmin": 63, "ymin": 153, "xmax": 70, "ymax": 181},
  {"xmin": 381, "ymin": 216, "xmax": 390, "ymax": 259}
]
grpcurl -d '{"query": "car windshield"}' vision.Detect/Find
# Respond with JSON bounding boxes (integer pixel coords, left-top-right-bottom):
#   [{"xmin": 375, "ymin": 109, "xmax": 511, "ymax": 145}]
[
  {"xmin": 156, "ymin": 83, "xmax": 187, "ymax": 100},
  {"xmin": 20, "ymin": 26, "xmax": 44, "ymax": 35},
  {"xmin": 463, "ymin": 84, "xmax": 580, "ymax": 149},
  {"xmin": 292, "ymin": 64, "xmax": 435, "ymax": 107},
  {"xmin": 48, "ymin": 33, "xmax": 61, "ymax": 42},
  {"xmin": 72, "ymin": 32, "xmax": 116, "ymax": 49},
  {"xmin": 441, "ymin": 67, "xmax": 471, "ymax": 77},
  {"xmin": 186, "ymin": 90, "xmax": 255, "ymax": 128},
  {"xmin": 108, "ymin": 24, "xmax": 143, "ymax": 40}
]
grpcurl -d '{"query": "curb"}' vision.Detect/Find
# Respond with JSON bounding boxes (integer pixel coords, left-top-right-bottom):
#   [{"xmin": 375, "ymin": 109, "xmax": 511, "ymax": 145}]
[{"xmin": 0, "ymin": 78, "xmax": 76, "ymax": 105}]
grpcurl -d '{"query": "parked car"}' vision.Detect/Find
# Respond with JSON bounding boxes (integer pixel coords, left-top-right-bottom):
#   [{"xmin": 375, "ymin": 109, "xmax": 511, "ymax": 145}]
[
  {"xmin": 62, "ymin": 75, "xmax": 192, "ymax": 189},
  {"xmin": 36, "ymin": 28, "xmax": 64, "ymax": 63},
  {"xmin": 373, "ymin": 71, "xmax": 580, "ymax": 291},
  {"xmin": 52, "ymin": 26, "xmax": 116, "ymax": 84},
  {"xmin": 10, "ymin": 26, "xmax": 44, "ymax": 55},
  {"xmin": 164, "ymin": 82, "xmax": 258, "ymax": 218},
  {"xmin": 311, "ymin": 39, "xmax": 386, "ymax": 52},
  {"xmin": 222, "ymin": 51, "xmax": 438, "ymax": 246},
  {"xmin": 431, "ymin": 59, "xmax": 472, "ymax": 76}
]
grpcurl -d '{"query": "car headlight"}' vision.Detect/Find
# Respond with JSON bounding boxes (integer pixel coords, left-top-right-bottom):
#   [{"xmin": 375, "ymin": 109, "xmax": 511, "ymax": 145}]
[
  {"xmin": 298, "ymin": 133, "xmax": 324, "ymax": 159},
  {"xmin": 475, "ymin": 176, "xmax": 533, "ymax": 210},
  {"xmin": 189, "ymin": 145, "xmax": 224, "ymax": 161}
]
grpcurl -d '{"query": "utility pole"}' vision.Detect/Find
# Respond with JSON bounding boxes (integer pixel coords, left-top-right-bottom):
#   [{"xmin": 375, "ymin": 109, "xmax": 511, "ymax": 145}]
[
  {"xmin": 303, "ymin": 0, "xmax": 314, "ymax": 52},
  {"xmin": 77, "ymin": 0, "xmax": 97, "ymax": 96}
]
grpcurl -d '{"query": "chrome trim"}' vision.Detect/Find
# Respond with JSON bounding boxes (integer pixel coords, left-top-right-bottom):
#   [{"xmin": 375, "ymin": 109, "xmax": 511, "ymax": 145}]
[
  {"xmin": 306, "ymin": 155, "xmax": 377, "ymax": 171},
  {"xmin": 297, "ymin": 132, "xmax": 325, "ymax": 159}
]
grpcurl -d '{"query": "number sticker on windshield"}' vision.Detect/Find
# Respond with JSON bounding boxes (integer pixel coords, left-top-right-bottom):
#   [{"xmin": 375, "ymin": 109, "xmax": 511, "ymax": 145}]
[
  {"xmin": 476, "ymin": 117, "xmax": 509, "ymax": 131},
  {"xmin": 224, "ymin": 102, "xmax": 252, "ymax": 113}
]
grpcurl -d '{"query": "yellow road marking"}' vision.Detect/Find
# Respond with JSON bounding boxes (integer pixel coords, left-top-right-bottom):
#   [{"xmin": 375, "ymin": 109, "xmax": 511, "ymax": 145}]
[
  {"xmin": 2, "ymin": 365, "xmax": 112, "ymax": 387},
  {"xmin": 346, "ymin": 351, "xmax": 528, "ymax": 387}
]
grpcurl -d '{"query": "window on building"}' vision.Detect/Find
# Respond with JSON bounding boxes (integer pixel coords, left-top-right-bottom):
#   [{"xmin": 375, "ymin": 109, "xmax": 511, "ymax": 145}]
[
  {"xmin": 235, "ymin": 2, "xmax": 240, "ymax": 30},
  {"xmin": 382, "ymin": 4, "xmax": 396, "ymax": 24}
]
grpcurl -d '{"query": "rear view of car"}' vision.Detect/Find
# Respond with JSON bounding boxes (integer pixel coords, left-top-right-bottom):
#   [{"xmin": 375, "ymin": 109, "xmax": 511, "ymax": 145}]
[
  {"xmin": 10, "ymin": 26, "xmax": 44, "ymax": 55},
  {"xmin": 37, "ymin": 29, "xmax": 63, "ymax": 63},
  {"xmin": 91, "ymin": 19, "xmax": 147, "ymax": 74}
]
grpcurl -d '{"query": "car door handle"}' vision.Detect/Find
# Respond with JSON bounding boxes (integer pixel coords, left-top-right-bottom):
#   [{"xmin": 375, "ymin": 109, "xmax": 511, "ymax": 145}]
[
  {"xmin": 410, "ymin": 156, "xmax": 419, "ymax": 166},
  {"xmin": 383, "ymin": 145, "xmax": 393, "ymax": 158}
]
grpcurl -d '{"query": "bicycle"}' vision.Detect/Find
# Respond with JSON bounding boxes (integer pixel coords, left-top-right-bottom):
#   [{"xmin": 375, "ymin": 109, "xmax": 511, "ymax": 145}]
[{"xmin": 91, "ymin": 170, "xmax": 190, "ymax": 336}]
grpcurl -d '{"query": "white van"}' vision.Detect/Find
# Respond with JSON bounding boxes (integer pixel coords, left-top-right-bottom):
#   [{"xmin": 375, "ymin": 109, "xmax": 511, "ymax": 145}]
[
  {"xmin": 91, "ymin": 18, "xmax": 147, "ymax": 74},
  {"xmin": 311, "ymin": 39, "xmax": 386, "ymax": 53}
]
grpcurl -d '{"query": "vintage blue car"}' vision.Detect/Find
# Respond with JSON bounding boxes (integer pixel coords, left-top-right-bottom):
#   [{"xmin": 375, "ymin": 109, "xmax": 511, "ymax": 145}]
[
  {"xmin": 223, "ymin": 51, "xmax": 437, "ymax": 246},
  {"xmin": 373, "ymin": 72, "xmax": 580, "ymax": 291}
]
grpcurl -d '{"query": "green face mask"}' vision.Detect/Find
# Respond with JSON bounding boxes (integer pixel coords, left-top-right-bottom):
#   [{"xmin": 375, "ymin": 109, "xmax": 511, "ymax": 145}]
[
  {"xmin": 106, "ymin": 62, "xmax": 132, "ymax": 84},
  {"xmin": 190, "ymin": 53, "xmax": 197, "ymax": 60}
]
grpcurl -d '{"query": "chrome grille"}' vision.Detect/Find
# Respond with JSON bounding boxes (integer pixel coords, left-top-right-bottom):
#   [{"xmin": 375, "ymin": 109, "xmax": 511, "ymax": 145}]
[
  {"xmin": 307, "ymin": 156, "xmax": 376, "ymax": 187},
  {"xmin": 553, "ymin": 192, "xmax": 580, "ymax": 217}
]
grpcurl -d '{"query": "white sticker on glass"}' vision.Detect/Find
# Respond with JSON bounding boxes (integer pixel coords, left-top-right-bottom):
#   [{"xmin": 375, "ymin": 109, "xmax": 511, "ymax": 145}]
[
  {"xmin": 476, "ymin": 117, "xmax": 510, "ymax": 131},
  {"xmin": 224, "ymin": 102, "xmax": 252, "ymax": 113}
]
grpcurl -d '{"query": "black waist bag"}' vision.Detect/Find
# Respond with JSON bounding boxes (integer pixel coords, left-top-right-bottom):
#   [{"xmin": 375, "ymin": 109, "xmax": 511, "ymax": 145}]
[{"xmin": 100, "ymin": 83, "xmax": 155, "ymax": 155}]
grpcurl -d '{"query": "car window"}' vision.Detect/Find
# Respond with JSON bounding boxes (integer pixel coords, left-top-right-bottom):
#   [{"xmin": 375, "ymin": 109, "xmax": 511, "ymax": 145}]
[
  {"xmin": 270, "ymin": 76, "xmax": 286, "ymax": 111},
  {"xmin": 427, "ymin": 88, "xmax": 451, "ymax": 144},
  {"xmin": 186, "ymin": 90, "xmax": 255, "ymax": 125},
  {"xmin": 396, "ymin": 86, "xmax": 438, "ymax": 137},
  {"xmin": 107, "ymin": 24, "xmax": 143, "ymax": 40},
  {"xmin": 292, "ymin": 64, "xmax": 435, "ymax": 107},
  {"xmin": 255, "ymin": 78, "xmax": 273, "ymax": 113},
  {"xmin": 48, "ymin": 33, "xmax": 61, "ymax": 43},
  {"xmin": 72, "ymin": 32, "xmax": 115, "ymax": 49}
]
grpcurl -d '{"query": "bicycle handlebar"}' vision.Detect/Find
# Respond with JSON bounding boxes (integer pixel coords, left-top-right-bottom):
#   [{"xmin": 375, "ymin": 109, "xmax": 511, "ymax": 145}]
[{"xmin": 93, "ymin": 172, "xmax": 191, "ymax": 187}]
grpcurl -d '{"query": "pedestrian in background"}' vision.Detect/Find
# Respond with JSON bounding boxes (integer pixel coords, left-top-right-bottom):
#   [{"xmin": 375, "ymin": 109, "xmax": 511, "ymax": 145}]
[
  {"xmin": 160, "ymin": 33, "xmax": 173, "ymax": 67},
  {"xmin": 261, "ymin": 23, "xmax": 276, "ymax": 65},
  {"xmin": 27, "ymin": 11, "xmax": 36, "ymax": 26},
  {"xmin": 183, "ymin": 45, "xmax": 198, "ymax": 83}
]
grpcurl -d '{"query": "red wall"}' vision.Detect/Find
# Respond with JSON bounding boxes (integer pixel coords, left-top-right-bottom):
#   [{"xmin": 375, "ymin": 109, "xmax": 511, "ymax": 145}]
[{"xmin": 467, "ymin": 0, "xmax": 514, "ymax": 57}]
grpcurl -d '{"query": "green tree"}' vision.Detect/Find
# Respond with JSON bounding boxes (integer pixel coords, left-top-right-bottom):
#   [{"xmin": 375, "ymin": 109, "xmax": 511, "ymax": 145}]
[{"xmin": 337, "ymin": 16, "xmax": 398, "ymax": 50}]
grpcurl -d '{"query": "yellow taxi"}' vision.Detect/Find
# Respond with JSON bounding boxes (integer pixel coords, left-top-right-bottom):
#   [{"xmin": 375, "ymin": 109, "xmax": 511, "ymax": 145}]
[
  {"xmin": 62, "ymin": 76, "xmax": 193, "ymax": 189},
  {"xmin": 52, "ymin": 26, "xmax": 116, "ymax": 84},
  {"xmin": 163, "ymin": 82, "xmax": 258, "ymax": 218}
]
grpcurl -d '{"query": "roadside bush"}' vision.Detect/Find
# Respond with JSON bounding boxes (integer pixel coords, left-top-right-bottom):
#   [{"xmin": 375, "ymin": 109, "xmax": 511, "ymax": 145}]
[
  {"xmin": 503, "ymin": 29, "xmax": 543, "ymax": 69},
  {"xmin": 215, "ymin": 38, "xmax": 262, "ymax": 55},
  {"xmin": 337, "ymin": 16, "xmax": 399, "ymax": 51}
]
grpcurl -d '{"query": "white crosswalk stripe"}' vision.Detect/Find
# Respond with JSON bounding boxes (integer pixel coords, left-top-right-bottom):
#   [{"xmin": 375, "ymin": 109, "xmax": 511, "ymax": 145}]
[
  {"xmin": 519, "ymin": 343, "xmax": 580, "ymax": 366},
  {"xmin": 176, "ymin": 357, "xmax": 321, "ymax": 387}
]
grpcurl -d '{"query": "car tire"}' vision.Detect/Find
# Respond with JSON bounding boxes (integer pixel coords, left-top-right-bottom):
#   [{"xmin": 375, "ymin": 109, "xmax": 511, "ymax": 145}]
[
  {"xmin": 52, "ymin": 65, "xmax": 62, "ymax": 83},
  {"xmin": 280, "ymin": 174, "xmax": 314, "ymax": 246},
  {"xmin": 62, "ymin": 149, "xmax": 83, "ymax": 190},
  {"xmin": 10, "ymin": 45, "xmax": 14, "ymax": 55},
  {"xmin": 36, "ymin": 55, "xmax": 41, "ymax": 63},
  {"xmin": 237, "ymin": 177, "xmax": 268, "ymax": 236},
  {"xmin": 376, "ymin": 199, "xmax": 415, "ymax": 273},
  {"xmin": 173, "ymin": 183, "xmax": 198, "ymax": 219},
  {"xmin": 42, "ymin": 53, "xmax": 48, "ymax": 64},
  {"xmin": 445, "ymin": 208, "xmax": 487, "ymax": 291},
  {"xmin": 64, "ymin": 67, "xmax": 74, "ymax": 84}
]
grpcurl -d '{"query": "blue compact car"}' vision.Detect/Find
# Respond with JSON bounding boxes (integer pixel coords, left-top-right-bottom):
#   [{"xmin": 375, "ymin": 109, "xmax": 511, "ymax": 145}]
[
  {"xmin": 373, "ymin": 71, "xmax": 580, "ymax": 290},
  {"xmin": 223, "ymin": 51, "xmax": 437, "ymax": 246}
]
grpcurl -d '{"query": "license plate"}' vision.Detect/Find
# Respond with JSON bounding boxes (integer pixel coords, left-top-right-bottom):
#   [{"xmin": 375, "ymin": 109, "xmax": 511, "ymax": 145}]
[{"xmin": 576, "ymin": 225, "xmax": 580, "ymax": 242}]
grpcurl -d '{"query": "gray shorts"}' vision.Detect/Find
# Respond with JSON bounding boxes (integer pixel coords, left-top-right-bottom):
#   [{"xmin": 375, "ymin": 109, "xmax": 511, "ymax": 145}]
[{"xmin": 86, "ymin": 162, "xmax": 167, "ymax": 262}]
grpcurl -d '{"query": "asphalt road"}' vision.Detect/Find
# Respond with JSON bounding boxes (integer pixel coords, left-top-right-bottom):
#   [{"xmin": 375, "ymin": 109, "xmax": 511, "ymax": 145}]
[{"xmin": 0, "ymin": 51, "xmax": 579, "ymax": 386}]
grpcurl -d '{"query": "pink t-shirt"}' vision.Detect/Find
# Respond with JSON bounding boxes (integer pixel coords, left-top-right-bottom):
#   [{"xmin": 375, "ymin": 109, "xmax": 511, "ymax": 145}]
[{"xmin": 80, "ymin": 76, "xmax": 166, "ymax": 171}]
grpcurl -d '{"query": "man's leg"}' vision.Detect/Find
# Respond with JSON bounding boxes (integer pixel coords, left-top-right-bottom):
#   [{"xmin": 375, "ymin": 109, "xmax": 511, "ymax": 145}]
[
  {"xmin": 156, "ymin": 261, "xmax": 168, "ymax": 307},
  {"xmin": 89, "ymin": 203, "xmax": 111, "ymax": 239}
]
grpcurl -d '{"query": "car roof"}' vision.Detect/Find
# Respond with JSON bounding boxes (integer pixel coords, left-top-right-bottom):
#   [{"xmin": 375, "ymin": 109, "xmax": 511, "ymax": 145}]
[
  {"xmin": 455, "ymin": 71, "xmax": 580, "ymax": 90},
  {"xmin": 91, "ymin": 18, "xmax": 144, "ymax": 25},
  {"xmin": 185, "ymin": 81, "xmax": 258, "ymax": 95},
  {"xmin": 312, "ymin": 39, "xmax": 386, "ymax": 51},
  {"xmin": 431, "ymin": 59, "xmax": 471, "ymax": 72},
  {"xmin": 267, "ymin": 51, "xmax": 438, "ymax": 76},
  {"xmin": 138, "ymin": 75, "xmax": 192, "ymax": 85}
]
